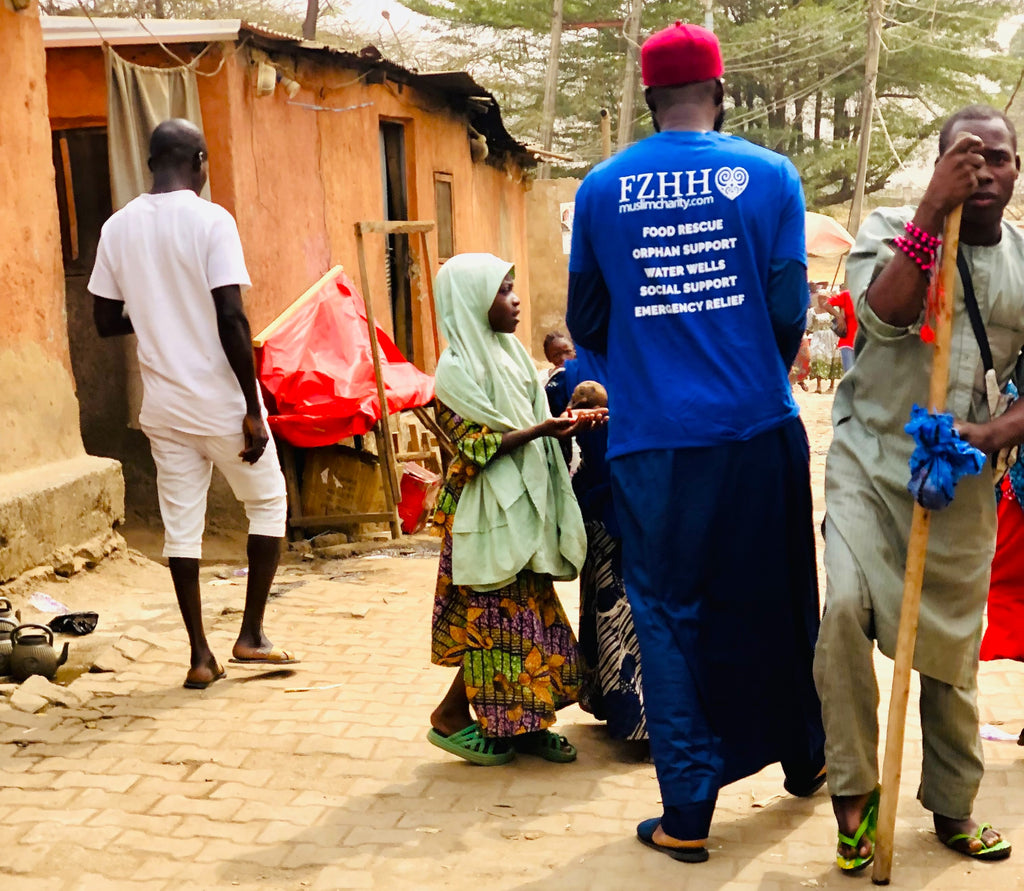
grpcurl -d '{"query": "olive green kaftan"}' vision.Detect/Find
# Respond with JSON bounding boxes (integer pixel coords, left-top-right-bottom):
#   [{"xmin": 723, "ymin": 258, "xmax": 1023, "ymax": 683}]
[{"xmin": 825, "ymin": 207, "xmax": 1024, "ymax": 686}]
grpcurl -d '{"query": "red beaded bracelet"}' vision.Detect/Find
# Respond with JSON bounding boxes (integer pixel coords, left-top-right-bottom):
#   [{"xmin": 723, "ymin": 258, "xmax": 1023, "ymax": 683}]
[
  {"xmin": 893, "ymin": 235, "xmax": 935, "ymax": 273},
  {"xmin": 904, "ymin": 220, "xmax": 941, "ymax": 250}
]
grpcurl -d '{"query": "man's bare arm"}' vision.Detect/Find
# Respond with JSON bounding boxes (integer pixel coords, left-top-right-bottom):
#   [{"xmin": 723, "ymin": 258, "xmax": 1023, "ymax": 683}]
[
  {"xmin": 867, "ymin": 133, "xmax": 985, "ymax": 327},
  {"xmin": 92, "ymin": 295, "xmax": 134, "ymax": 337},
  {"xmin": 211, "ymin": 284, "xmax": 268, "ymax": 464}
]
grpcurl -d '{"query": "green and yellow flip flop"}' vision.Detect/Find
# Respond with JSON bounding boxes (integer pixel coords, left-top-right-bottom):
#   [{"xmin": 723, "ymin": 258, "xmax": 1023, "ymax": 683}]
[
  {"xmin": 836, "ymin": 787, "xmax": 880, "ymax": 873},
  {"xmin": 941, "ymin": 823, "xmax": 1012, "ymax": 861}
]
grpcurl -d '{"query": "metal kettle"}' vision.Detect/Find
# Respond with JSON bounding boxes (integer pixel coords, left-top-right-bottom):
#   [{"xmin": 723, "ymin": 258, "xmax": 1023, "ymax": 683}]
[
  {"xmin": 0, "ymin": 618, "xmax": 17, "ymax": 676},
  {"xmin": 9, "ymin": 624, "xmax": 69, "ymax": 682},
  {"xmin": 0, "ymin": 597, "xmax": 19, "ymax": 623}
]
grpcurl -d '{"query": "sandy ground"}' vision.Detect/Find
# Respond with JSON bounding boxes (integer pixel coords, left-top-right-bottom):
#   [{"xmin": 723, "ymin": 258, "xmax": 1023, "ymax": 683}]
[{"xmin": 3, "ymin": 388, "xmax": 1024, "ymax": 890}]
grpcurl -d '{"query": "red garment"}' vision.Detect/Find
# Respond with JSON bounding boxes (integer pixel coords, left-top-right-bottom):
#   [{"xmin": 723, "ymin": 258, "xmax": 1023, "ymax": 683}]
[
  {"xmin": 828, "ymin": 290, "xmax": 858, "ymax": 350},
  {"xmin": 981, "ymin": 477, "xmax": 1024, "ymax": 662}
]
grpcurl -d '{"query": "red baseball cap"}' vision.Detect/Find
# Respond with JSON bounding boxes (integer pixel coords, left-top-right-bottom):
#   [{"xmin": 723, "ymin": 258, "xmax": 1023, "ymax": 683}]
[{"xmin": 641, "ymin": 21, "xmax": 724, "ymax": 88}]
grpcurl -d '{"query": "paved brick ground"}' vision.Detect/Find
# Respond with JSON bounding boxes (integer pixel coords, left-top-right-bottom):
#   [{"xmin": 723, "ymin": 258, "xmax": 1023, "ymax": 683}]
[{"xmin": 2, "ymin": 392, "xmax": 1024, "ymax": 890}]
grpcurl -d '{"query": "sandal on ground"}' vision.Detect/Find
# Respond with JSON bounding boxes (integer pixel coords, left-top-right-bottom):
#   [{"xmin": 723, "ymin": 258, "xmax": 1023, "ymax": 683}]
[
  {"xmin": 836, "ymin": 787, "xmax": 880, "ymax": 873},
  {"xmin": 940, "ymin": 823, "xmax": 1012, "ymax": 861},
  {"xmin": 426, "ymin": 723, "xmax": 514, "ymax": 766},
  {"xmin": 228, "ymin": 647, "xmax": 299, "ymax": 665},
  {"xmin": 784, "ymin": 762, "xmax": 827, "ymax": 798},
  {"xmin": 636, "ymin": 818, "xmax": 709, "ymax": 863},
  {"xmin": 512, "ymin": 729, "xmax": 577, "ymax": 763},
  {"xmin": 183, "ymin": 663, "xmax": 226, "ymax": 690}
]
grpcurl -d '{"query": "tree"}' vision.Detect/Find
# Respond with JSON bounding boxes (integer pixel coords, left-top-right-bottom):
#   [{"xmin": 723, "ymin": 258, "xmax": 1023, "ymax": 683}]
[
  {"xmin": 713, "ymin": 0, "xmax": 1019, "ymax": 206},
  {"xmin": 398, "ymin": 0, "xmax": 1020, "ymax": 206}
]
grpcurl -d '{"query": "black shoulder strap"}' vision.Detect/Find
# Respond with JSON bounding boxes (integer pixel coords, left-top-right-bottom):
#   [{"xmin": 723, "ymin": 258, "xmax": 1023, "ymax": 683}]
[{"xmin": 957, "ymin": 247, "xmax": 993, "ymax": 373}]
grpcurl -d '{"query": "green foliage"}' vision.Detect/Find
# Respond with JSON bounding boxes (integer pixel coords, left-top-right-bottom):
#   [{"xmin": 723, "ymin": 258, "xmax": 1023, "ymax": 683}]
[
  {"xmin": 54, "ymin": 0, "xmax": 1020, "ymax": 204},
  {"xmin": 394, "ymin": 0, "xmax": 1021, "ymax": 204}
]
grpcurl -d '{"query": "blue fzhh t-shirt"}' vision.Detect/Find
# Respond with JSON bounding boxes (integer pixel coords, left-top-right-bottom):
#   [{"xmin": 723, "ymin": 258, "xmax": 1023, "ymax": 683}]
[{"xmin": 569, "ymin": 129, "xmax": 807, "ymax": 459}]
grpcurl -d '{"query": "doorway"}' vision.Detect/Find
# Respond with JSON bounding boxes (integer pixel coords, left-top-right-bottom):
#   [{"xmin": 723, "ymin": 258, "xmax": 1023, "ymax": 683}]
[
  {"xmin": 379, "ymin": 120, "xmax": 414, "ymax": 362},
  {"xmin": 51, "ymin": 127, "xmax": 159, "ymax": 517}
]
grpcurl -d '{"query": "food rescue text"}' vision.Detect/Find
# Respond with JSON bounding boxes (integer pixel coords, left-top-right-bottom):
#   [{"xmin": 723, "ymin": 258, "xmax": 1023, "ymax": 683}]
[{"xmin": 632, "ymin": 218, "xmax": 746, "ymax": 318}]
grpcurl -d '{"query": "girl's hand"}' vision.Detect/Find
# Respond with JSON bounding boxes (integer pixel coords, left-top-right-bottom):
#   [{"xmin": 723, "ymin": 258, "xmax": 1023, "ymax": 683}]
[{"xmin": 547, "ymin": 407, "xmax": 608, "ymax": 439}]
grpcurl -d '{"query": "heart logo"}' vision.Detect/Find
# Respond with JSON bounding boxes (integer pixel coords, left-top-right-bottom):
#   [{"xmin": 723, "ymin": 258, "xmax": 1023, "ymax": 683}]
[{"xmin": 715, "ymin": 166, "xmax": 749, "ymax": 200}]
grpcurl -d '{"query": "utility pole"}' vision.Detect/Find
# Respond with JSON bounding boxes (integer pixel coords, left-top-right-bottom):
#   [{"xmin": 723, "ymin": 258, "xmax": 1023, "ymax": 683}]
[
  {"xmin": 302, "ymin": 0, "xmax": 318, "ymax": 40},
  {"xmin": 848, "ymin": 0, "xmax": 886, "ymax": 235},
  {"xmin": 538, "ymin": 0, "xmax": 565, "ymax": 179},
  {"xmin": 616, "ymin": 0, "xmax": 644, "ymax": 150},
  {"xmin": 701, "ymin": 0, "xmax": 714, "ymax": 31}
]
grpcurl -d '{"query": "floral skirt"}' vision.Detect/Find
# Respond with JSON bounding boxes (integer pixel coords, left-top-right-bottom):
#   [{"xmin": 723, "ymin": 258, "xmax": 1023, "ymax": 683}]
[{"xmin": 431, "ymin": 530, "xmax": 581, "ymax": 738}]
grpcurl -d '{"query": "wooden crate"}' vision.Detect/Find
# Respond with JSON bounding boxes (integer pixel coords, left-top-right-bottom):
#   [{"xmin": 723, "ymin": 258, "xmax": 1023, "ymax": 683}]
[{"xmin": 299, "ymin": 445, "xmax": 388, "ymax": 519}]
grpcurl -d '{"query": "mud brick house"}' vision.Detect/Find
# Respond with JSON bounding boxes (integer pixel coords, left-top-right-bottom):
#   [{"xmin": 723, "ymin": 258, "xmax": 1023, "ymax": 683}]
[
  {"xmin": 0, "ymin": 10, "xmax": 538, "ymax": 580},
  {"xmin": 38, "ymin": 15, "xmax": 538, "ymax": 532},
  {"xmin": 0, "ymin": 2, "xmax": 123, "ymax": 582}
]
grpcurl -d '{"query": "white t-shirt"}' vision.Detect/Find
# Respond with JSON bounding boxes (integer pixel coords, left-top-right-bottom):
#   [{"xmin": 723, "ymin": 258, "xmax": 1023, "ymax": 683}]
[{"xmin": 89, "ymin": 191, "xmax": 254, "ymax": 436}]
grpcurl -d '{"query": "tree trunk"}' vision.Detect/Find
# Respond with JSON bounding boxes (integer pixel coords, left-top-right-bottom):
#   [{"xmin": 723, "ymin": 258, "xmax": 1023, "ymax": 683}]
[
  {"xmin": 303, "ymin": 0, "xmax": 318, "ymax": 41},
  {"xmin": 814, "ymin": 86, "xmax": 822, "ymax": 142},
  {"xmin": 834, "ymin": 93, "xmax": 849, "ymax": 141},
  {"xmin": 616, "ymin": 0, "xmax": 643, "ymax": 149},
  {"xmin": 794, "ymin": 95, "xmax": 805, "ymax": 151}
]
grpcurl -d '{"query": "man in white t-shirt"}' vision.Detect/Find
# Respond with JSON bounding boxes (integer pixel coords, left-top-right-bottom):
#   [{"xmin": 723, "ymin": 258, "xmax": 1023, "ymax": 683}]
[{"xmin": 90, "ymin": 118, "xmax": 296, "ymax": 690}]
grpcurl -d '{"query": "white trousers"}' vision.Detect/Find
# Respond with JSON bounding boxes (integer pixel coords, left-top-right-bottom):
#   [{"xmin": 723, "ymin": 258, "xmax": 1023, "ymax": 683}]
[{"xmin": 143, "ymin": 426, "xmax": 287, "ymax": 559}]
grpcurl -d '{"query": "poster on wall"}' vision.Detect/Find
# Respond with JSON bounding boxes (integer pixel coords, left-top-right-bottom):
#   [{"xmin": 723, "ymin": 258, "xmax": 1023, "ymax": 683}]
[{"xmin": 559, "ymin": 202, "xmax": 574, "ymax": 255}]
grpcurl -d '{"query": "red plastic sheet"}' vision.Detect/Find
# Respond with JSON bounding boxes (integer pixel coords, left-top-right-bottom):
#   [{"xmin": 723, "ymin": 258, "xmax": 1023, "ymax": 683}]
[{"xmin": 258, "ymin": 269, "xmax": 435, "ymax": 448}]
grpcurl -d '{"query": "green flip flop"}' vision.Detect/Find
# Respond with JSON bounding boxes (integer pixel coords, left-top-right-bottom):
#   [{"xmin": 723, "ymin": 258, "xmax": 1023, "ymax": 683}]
[
  {"xmin": 512, "ymin": 729, "xmax": 577, "ymax": 763},
  {"xmin": 941, "ymin": 823, "xmax": 1012, "ymax": 861},
  {"xmin": 426, "ymin": 724, "xmax": 515, "ymax": 766},
  {"xmin": 836, "ymin": 787, "xmax": 880, "ymax": 873}
]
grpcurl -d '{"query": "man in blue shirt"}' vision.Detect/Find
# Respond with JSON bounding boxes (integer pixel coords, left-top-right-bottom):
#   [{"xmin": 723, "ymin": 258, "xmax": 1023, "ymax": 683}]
[{"xmin": 568, "ymin": 22, "xmax": 825, "ymax": 862}]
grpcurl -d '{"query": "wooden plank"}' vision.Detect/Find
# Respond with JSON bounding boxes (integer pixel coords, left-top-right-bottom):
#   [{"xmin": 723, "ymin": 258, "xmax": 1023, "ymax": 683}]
[
  {"xmin": 289, "ymin": 513, "xmax": 394, "ymax": 529},
  {"xmin": 58, "ymin": 136, "xmax": 79, "ymax": 261},
  {"xmin": 417, "ymin": 230, "xmax": 441, "ymax": 367},
  {"xmin": 412, "ymin": 405, "xmax": 455, "ymax": 457},
  {"xmin": 355, "ymin": 224, "xmax": 404, "ymax": 539},
  {"xmin": 357, "ymin": 220, "xmax": 435, "ymax": 236},
  {"xmin": 252, "ymin": 265, "xmax": 344, "ymax": 347}
]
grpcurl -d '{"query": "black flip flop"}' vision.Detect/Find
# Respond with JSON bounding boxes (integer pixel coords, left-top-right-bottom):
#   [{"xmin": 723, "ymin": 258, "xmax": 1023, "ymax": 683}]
[{"xmin": 636, "ymin": 818, "xmax": 709, "ymax": 863}]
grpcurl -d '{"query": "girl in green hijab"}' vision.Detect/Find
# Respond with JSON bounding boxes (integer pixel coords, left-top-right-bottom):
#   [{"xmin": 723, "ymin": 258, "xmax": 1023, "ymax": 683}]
[{"xmin": 427, "ymin": 253, "xmax": 602, "ymax": 765}]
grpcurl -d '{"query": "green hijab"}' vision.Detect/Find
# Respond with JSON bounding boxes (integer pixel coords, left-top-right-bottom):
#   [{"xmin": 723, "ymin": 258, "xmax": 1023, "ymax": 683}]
[{"xmin": 434, "ymin": 253, "xmax": 586, "ymax": 591}]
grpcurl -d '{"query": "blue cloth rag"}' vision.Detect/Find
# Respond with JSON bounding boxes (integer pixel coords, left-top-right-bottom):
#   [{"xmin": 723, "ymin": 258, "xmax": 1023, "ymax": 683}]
[{"xmin": 905, "ymin": 405, "xmax": 986, "ymax": 510}]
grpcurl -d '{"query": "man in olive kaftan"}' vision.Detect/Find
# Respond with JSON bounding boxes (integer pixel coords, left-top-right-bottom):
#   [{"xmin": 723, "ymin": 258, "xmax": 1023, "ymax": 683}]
[{"xmin": 815, "ymin": 105, "xmax": 1022, "ymax": 867}]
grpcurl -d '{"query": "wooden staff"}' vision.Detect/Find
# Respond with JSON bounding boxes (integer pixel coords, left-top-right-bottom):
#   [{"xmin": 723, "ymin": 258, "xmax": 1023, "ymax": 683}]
[{"xmin": 872, "ymin": 205, "xmax": 962, "ymax": 885}]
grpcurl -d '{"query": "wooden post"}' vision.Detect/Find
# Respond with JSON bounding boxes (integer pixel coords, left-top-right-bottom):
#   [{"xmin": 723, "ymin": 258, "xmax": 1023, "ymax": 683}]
[
  {"xmin": 848, "ymin": 0, "xmax": 887, "ymax": 235},
  {"xmin": 616, "ymin": 0, "xmax": 643, "ymax": 150},
  {"xmin": 538, "ymin": 0, "xmax": 565, "ymax": 179},
  {"xmin": 417, "ymin": 230, "xmax": 441, "ymax": 368},
  {"xmin": 872, "ymin": 206, "xmax": 962, "ymax": 885},
  {"xmin": 355, "ymin": 223, "xmax": 404, "ymax": 539},
  {"xmin": 600, "ymin": 108, "xmax": 612, "ymax": 160}
]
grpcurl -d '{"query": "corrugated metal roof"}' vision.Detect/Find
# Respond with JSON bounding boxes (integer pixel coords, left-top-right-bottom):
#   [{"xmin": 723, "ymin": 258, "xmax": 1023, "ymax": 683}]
[
  {"xmin": 41, "ymin": 15, "xmax": 241, "ymax": 47},
  {"xmin": 39, "ymin": 15, "xmax": 537, "ymax": 165}
]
